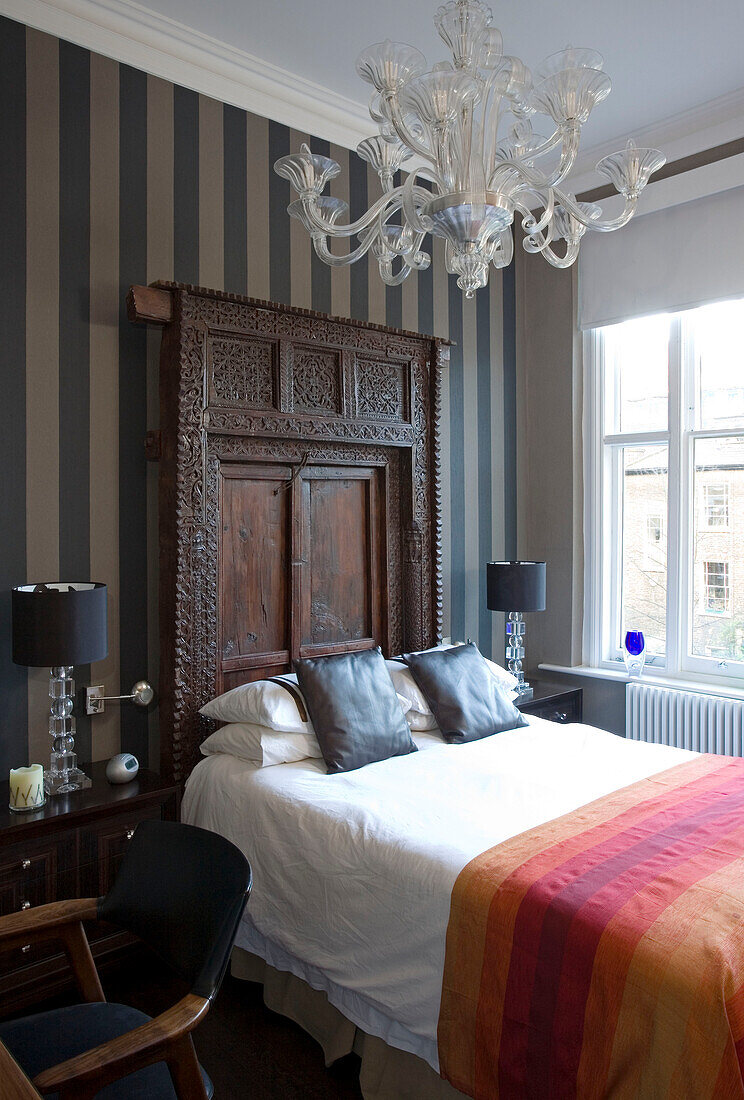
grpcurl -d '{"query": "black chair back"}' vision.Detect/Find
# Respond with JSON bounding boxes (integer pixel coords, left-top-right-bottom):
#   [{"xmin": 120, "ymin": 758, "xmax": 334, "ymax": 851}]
[{"xmin": 98, "ymin": 820, "xmax": 251, "ymax": 1000}]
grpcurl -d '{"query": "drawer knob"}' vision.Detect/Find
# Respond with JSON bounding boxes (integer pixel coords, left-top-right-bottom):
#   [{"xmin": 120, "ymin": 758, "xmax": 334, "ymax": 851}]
[
  {"xmin": 21, "ymin": 901, "xmax": 31, "ymax": 911},
  {"xmin": 21, "ymin": 944, "xmax": 31, "ymax": 954},
  {"xmin": 21, "ymin": 859, "xmax": 31, "ymax": 870},
  {"xmin": 126, "ymin": 828, "xmax": 135, "ymax": 841}
]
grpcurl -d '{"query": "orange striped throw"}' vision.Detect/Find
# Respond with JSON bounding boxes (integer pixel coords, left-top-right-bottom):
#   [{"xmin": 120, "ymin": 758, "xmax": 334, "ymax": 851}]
[{"xmin": 438, "ymin": 755, "xmax": 744, "ymax": 1099}]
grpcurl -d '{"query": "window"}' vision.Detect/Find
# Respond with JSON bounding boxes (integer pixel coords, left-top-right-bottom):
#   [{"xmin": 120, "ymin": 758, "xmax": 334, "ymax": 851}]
[
  {"xmin": 646, "ymin": 513, "xmax": 663, "ymax": 545},
  {"xmin": 703, "ymin": 483, "xmax": 729, "ymax": 528},
  {"xmin": 585, "ymin": 297, "xmax": 744, "ymax": 679},
  {"xmin": 703, "ymin": 562, "xmax": 730, "ymax": 615},
  {"xmin": 644, "ymin": 511, "xmax": 665, "ymax": 573}
]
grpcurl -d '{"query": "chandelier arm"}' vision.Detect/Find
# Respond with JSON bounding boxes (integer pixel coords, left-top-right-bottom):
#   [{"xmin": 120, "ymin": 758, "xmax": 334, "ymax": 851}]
[
  {"xmin": 309, "ymin": 208, "xmax": 430, "ymax": 270},
  {"xmin": 480, "ymin": 59, "xmax": 526, "ymax": 174},
  {"xmin": 480, "ymin": 80, "xmax": 504, "ymax": 183},
  {"xmin": 521, "ymin": 225, "xmax": 555, "ymax": 255},
  {"xmin": 312, "ymin": 232, "xmax": 380, "ymax": 267},
  {"xmin": 434, "ymin": 128, "xmax": 456, "ymax": 192},
  {"xmin": 540, "ymin": 239, "xmax": 581, "ymax": 268},
  {"xmin": 385, "ymin": 96, "xmax": 439, "ymax": 167},
  {"xmin": 300, "ymin": 189, "xmax": 405, "ymax": 239},
  {"xmin": 498, "ymin": 160, "xmax": 556, "ymax": 202},
  {"xmin": 504, "ymin": 129, "xmax": 579, "ymax": 191},
  {"xmin": 407, "ymin": 229, "xmax": 428, "ymax": 262},
  {"xmin": 552, "ymin": 187, "xmax": 639, "ymax": 231},
  {"xmin": 509, "ymin": 162, "xmax": 639, "ymax": 232},
  {"xmin": 493, "ymin": 228, "xmax": 514, "ymax": 268},
  {"xmin": 515, "ymin": 190, "xmax": 555, "ymax": 237},
  {"xmin": 543, "ymin": 127, "xmax": 581, "ymax": 187},
  {"xmin": 456, "ymin": 101, "xmax": 478, "ymax": 192},
  {"xmin": 520, "ymin": 129, "xmax": 563, "ymax": 162},
  {"xmin": 401, "ymin": 170, "xmax": 434, "ymax": 235},
  {"xmin": 379, "ymin": 258, "xmax": 416, "ymax": 285}
]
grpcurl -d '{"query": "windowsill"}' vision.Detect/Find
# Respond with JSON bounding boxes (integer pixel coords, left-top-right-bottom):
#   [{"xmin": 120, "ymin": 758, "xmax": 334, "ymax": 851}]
[{"xmin": 539, "ymin": 663, "xmax": 744, "ymax": 701}]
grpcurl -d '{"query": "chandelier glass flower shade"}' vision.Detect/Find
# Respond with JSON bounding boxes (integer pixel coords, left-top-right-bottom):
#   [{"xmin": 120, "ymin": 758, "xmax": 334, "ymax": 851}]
[{"xmin": 274, "ymin": 0, "xmax": 666, "ymax": 298}]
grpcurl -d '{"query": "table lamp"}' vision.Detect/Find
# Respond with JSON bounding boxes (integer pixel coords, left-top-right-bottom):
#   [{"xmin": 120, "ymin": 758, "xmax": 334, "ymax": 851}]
[
  {"xmin": 486, "ymin": 561, "xmax": 546, "ymax": 699},
  {"xmin": 12, "ymin": 583, "xmax": 108, "ymax": 795}
]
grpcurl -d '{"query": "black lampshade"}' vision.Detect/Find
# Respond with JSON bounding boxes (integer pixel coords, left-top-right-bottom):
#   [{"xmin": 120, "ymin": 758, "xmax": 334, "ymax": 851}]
[
  {"xmin": 486, "ymin": 561, "xmax": 546, "ymax": 613},
  {"xmin": 12, "ymin": 583, "xmax": 108, "ymax": 667}
]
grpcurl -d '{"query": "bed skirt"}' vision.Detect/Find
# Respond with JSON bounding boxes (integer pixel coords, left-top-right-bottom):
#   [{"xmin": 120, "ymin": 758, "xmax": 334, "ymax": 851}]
[{"xmin": 231, "ymin": 947, "xmax": 467, "ymax": 1100}]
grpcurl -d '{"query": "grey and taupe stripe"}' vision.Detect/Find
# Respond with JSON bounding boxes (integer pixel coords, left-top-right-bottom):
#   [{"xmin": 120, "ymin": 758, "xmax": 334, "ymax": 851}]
[{"xmin": 0, "ymin": 14, "xmax": 516, "ymax": 774}]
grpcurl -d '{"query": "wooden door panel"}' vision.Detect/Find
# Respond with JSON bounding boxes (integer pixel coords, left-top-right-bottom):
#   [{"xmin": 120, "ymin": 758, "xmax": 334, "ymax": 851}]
[
  {"xmin": 219, "ymin": 465, "xmax": 292, "ymax": 687},
  {"xmin": 297, "ymin": 466, "xmax": 381, "ymax": 652}
]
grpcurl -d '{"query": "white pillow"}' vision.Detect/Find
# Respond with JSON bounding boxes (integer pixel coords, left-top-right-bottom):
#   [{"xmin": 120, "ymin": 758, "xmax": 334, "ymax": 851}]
[
  {"xmin": 410, "ymin": 729, "xmax": 445, "ymax": 750},
  {"xmin": 387, "ymin": 645, "xmax": 518, "ymax": 729},
  {"xmin": 200, "ymin": 721, "xmax": 323, "ymax": 767},
  {"xmin": 406, "ymin": 707, "xmax": 440, "ymax": 732},
  {"xmin": 200, "ymin": 675, "xmax": 311, "ymax": 734},
  {"xmin": 200, "ymin": 675, "xmax": 413, "ymax": 740}
]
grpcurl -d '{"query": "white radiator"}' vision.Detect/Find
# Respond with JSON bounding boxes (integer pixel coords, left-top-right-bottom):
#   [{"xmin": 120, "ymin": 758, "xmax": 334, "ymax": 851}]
[{"xmin": 626, "ymin": 682, "xmax": 744, "ymax": 756}]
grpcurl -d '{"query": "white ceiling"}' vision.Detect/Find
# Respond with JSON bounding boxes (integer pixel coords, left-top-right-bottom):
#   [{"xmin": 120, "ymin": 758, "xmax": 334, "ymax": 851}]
[{"xmin": 134, "ymin": 0, "xmax": 744, "ymax": 153}]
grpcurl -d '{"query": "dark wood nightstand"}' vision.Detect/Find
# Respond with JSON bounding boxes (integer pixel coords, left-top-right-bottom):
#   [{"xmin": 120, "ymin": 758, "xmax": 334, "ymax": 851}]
[
  {"xmin": 516, "ymin": 680, "xmax": 583, "ymax": 725},
  {"xmin": 0, "ymin": 761, "xmax": 178, "ymax": 1018}
]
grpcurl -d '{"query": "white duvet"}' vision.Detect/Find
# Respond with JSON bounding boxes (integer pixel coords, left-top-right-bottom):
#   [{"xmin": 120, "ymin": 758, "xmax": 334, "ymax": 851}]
[{"xmin": 181, "ymin": 718, "xmax": 695, "ymax": 1071}]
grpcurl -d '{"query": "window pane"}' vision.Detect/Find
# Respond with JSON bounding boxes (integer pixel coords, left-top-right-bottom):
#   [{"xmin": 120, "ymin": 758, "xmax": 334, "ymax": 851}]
[
  {"xmin": 691, "ymin": 299, "xmax": 744, "ymax": 431},
  {"xmin": 620, "ymin": 445, "xmax": 667, "ymax": 655},
  {"xmin": 603, "ymin": 315, "xmax": 669, "ymax": 434},
  {"xmin": 691, "ymin": 436, "xmax": 744, "ymax": 659}
]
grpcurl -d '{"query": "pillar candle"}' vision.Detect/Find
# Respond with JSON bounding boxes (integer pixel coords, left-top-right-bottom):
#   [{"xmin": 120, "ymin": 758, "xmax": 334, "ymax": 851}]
[{"xmin": 9, "ymin": 765, "xmax": 45, "ymax": 812}]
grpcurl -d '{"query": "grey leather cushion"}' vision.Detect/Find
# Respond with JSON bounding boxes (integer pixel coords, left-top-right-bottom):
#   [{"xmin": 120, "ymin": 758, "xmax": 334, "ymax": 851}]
[
  {"xmin": 294, "ymin": 647, "xmax": 417, "ymax": 773},
  {"xmin": 402, "ymin": 642, "xmax": 528, "ymax": 744}
]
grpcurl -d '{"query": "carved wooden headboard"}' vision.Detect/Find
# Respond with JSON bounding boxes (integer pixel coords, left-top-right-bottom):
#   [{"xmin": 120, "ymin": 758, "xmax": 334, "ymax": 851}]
[{"xmin": 128, "ymin": 283, "xmax": 449, "ymax": 785}]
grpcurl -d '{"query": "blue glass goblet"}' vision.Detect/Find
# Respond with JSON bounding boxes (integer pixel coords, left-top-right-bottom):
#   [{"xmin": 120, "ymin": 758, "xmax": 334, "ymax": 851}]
[{"xmin": 624, "ymin": 630, "xmax": 646, "ymax": 676}]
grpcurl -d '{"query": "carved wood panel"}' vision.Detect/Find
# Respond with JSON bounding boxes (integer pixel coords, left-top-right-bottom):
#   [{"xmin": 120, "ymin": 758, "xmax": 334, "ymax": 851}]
[
  {"xmin": 291, "ymin": 345, "xmax": 342, "ymax": 415},
  {"xmin": 130, "ymin": 283, "xmax": 448, "ymax": 785},
  {"xmin": 207, "ymin": 333, "xmax": 278, "ymax": 409},
  {"xmin": 354, "ymin": 355, "xmax": 408, "ymax": 421}
]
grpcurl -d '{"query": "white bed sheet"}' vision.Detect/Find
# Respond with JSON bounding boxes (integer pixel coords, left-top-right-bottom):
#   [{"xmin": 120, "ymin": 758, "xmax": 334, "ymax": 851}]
[{"xmin": 181, "ymin": 718, "xmax": 695, "ymax": 1072}]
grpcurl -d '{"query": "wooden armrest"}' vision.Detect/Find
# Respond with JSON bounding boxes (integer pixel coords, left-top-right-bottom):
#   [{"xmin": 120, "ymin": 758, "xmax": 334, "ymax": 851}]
[
  {"xmin": 0, "ymin": 899, "xmax": 99, "ymax": 949},
  {"xmin": 33, "ymin": 994, "xmax": 210, "ymax": 1095},
  {"xmin": 0, "ymin": 1039, "xmax": 43, "ymax": 1099}
]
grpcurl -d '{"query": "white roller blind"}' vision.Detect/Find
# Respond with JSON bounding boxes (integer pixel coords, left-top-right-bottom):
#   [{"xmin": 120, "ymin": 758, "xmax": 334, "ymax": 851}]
[{"xmin": 578, "ymin": 184, "xmax": 744, "ymax": 330}]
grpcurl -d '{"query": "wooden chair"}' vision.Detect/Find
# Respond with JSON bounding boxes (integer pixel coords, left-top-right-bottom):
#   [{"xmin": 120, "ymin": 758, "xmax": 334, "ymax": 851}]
[
  {"xmin": 0, "ymin": 819, "xmax": 251, "ymax": 1099},
  {"xmin": 0, "ymin": 1037, "xmax": 43, "ymax": 1099}
]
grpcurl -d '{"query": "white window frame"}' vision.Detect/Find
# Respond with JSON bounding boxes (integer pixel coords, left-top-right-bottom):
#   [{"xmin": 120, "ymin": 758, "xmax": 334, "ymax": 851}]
[{"xmin": 583, "ymin": 309, "xmax": 744, "ymax": 684}]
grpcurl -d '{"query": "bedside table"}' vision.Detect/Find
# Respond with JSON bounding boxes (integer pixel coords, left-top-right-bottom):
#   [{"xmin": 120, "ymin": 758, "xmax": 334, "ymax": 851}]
[
  {"xmin": 0, "ymin": 761, "xmax": 178, "ymax": 1018},
  {"xmin": 516, "ymin": 680, "xmax": 583, "ymax": 725}
]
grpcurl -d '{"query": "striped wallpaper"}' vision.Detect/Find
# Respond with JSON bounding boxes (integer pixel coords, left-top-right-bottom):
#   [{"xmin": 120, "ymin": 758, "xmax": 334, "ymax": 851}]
[{"xmin": 0, "ymin": 16, "xmax": 516, "ymax": 776}]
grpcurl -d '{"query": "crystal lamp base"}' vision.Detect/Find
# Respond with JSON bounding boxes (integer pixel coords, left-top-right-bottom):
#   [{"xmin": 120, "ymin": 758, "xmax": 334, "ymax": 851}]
[
  {"xmin": 44, "ymin": 754, "xmax": 92, "ymax": 795},
  {"xmin": 506, "ymin": 611, "xmax": 533, "ymax": 698},
  {"xmin": 45, "ymin": 665, "xmax": 92, "ymax": 795}
]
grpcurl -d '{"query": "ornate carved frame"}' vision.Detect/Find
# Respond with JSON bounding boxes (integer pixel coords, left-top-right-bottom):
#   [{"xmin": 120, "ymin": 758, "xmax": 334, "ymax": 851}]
[{"xmin": 128, "ymin": 283, "xmax": 449, "ymax": 785}]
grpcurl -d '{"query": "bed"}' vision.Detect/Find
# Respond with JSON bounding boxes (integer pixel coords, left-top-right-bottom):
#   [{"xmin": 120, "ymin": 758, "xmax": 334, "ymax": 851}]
[
  {"xmin": 133, "ymin": 284, "xmax": 744, "ymax": 1099},
  {"xmin": 181, "ymin": 719, "xmax": 696, "ymax": 1076}
]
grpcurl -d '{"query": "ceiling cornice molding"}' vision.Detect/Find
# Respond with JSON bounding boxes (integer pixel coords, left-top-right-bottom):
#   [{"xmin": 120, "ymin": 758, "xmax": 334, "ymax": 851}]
[
  {"xmin": 3, "ymin": 0, "xmax": 743, "ymax": 179},
  {"xmin": 567, "ymin": 87, "xmax": 744, "ymax": 196},
  {"xmin": 0, "ymin": 0, "xmax": 374, "ymax": 149}
]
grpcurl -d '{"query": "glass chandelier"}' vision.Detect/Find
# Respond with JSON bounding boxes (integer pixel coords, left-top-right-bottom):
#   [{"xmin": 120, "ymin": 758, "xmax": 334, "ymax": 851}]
[{"xmin": 274, "ymin": 0, "xmax": 666, "ymax": 298}]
